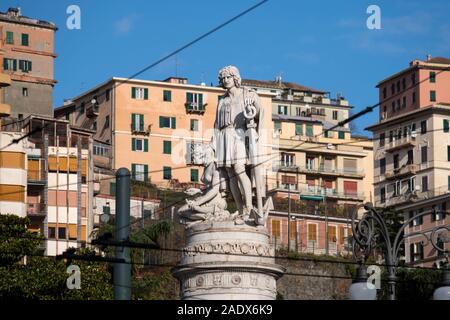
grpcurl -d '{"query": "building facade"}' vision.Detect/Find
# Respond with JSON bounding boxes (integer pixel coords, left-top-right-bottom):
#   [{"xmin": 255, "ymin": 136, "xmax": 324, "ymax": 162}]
[
  {"xmin": 367, "ymin": 56, "xmax": 450, "ymax": 267},
  {"xmin": 54, "ymin": 77, "xmax": 275, "ymax": 191},
  {"xmin": 0, "ymin": 7, "xmax": 57, "ymax": 119}
]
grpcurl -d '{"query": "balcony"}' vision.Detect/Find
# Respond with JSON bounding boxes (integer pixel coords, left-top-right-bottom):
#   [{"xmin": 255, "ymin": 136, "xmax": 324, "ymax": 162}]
[
  {"xmin": 384, "ymin": 135, "xmax": 417, "ymax": 153},
  {"xmin": 385, "ymin": 164, "xmax": 417, "ymax": 180},
  {"xmin": 0, "ymin": 73, "xmax": 11, "ymax": 87},
  {"xmin": 273, "ymin": 162, "xmax": 364, "ymax": 178},
  {"xmin": 27, "ymin": 170, "xmax": 46, "ymax": 185},
  {"xmin": 185, "ymin": 102, "xmax": 206, "ymax": 114},
  {"xmin": 271, "ymin": 184, "xmax": 365, "ymax": 201},
  {"xmin": 27, "ymin": 203, "xmax": 46, "ymax": 217},
  {"xmin": 0, "ymin": 103, "xmax": 11, "ymax": 117},
  {"xmin": 86, "ymin": 104, "xmax": 99, "ymax": 117}
]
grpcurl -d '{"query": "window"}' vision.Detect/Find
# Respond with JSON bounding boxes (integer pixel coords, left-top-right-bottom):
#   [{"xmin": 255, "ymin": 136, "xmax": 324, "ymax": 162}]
[
  {"xmin": 328, "ymin": 226, "xmax": 337, "ymax": 243},
  {"xmin": 407, "ymin": 149, "xmax": 414, "ymax": 165},
  {"xmin": 411, "ymin": 72, "xmax": 416, "ymax": 85},
  {"xmin": 402, "ymin": 78, "xmax": 406, "ymax": 90},
  {"xmin": 163, "ymin": 90, "xmax": 172, "ymax": 102},
  {"xmin": 190, "ymin": 119, "xmax": 199, "ymax": 131},
  {"xmin": 274, "ymin": 121, "xmax": 281, "ymax": 132},
  {"xmin": 383, "ymin": 87, "xmax": 387, "ymax": 99},
  {"xmin": 185, "ymin": 141, "xmax": 203, "ymax": 164},
  {"xmin": 110, "ymin": 182, "xmax": 116, "ymax": 196},
  {"xmin": 131, "ymin": 87, "xmax": 148, "ymax": 100},
  {"xmin": 131, "ymin": 113, "xmax": 144, "ymax": 132},
  {"xmin": 338, "ymin": 131, "xmax": 345, "ymax": 139},
  {"xmin": 448, "ymin": 176, "xmax": 450, "ymax": 191},
  {"xmin": 396, "ymin": 81, "xmax": 401, "ymax": 93},
  {"xmin": 58, "ymin": 227, "xmax": 66, "ymax": 240},
  {"xmin": 295, "ymin": 123, "xmax": 303, "ymax": 136},
  {"xmin": 159, "ymin": 116, "xmax": 176, "ymax": 129},
  {"xmin": 445, "ymin": 120, "xmax": 450, "ymax": 133},
  {"xmin": 402, "ymin": 96, "xmax": 406, "ymax": 108},
  {"xmin": 281, "ymin": 153, "xmax": 295, "ymax": 167},
  {"xmin": 391, "ymin": 83, "xmax": 395, "ymax": 95},
  {"xmin": 430, "ymin": 71, "xmax": 436, "ymax": 83},
  {"xmin": 412, "ymin": 91, "xmax": 416, "ymax": 104},
  {"xmin": 272, "ymin": 220, "xmax": 281, "ymax": 238},
  {"xmin": 3, "ymin": 58, "xmax": 16, "ymax": 71},
  {"xmin": 278, "ymin": 105, "xmax": 288, "ymax": 115},
  {"xmin": 420, "ymin": 120, "xmax": 427, "ymax": 134},
  {"xmin": 394, "ymin": 154, "xmax": 399, "ymax": 169},
  {"xmin": 396, "ymin": 99, "xmax": 401, "ymax": 111},
  {"xmin": 332, "ymin": 110, "xmax": 338, "ymax": 120},
  {"xmin": 18, "ymin": 60, "xmax": 32, "ymax": 72},
  {"xmin": 448, "ymin": 146, "xmax": 450, "ymax": 161},
  {"xmin": 394, "ymin": 181, "xmax": 401, "ymax": 196},
  {"xmin": 306, "ymin": 157, "xmax": 314, "ymax": 170},
  {"xmin": 21, "ymin": 33, "xmax": 29, "ymax": 46},
  {"xmin": 93, "ymin": 143, "xmax": 109, "ymax": 156},
  {"xmin": 132, "ymin": 164, "xmax": 148, "ymax": 182},
  {"xmin": 380, "ymin": 187, "xmax": 386, "ymax": 203},
  {"xmin": 308, "ymin": 224, "xmax": 317, "ymax": 241},
  {"xmin": 410, "ymin": 242, "xmax": 424, "ymax": 262},
  {"xmin": 79, "ymin": 102, "xmax": 85, "ymax": 114},
  {"xmin": 290, "ymin": 221, "xmax": 296, "ymax": 240},
  {"xmin": 6, "ymin": 31, "xmax": 13, "ymax": 44},
  {"xmin": 106, "ymin": 89, "xmax": 110, "ymax": 101},
  {"xmin": 343, "ymin": 181, "xmax": 357, "ymax": 196},
  {"xmin": 407, "ymin": 177, "xmax": 415, "ymax": 192},
  {"xmin": 409, "ymin": 211, "xmax": 423, "ymax": 227},
  {"xmin": 389, "ymin": 131, "xmax": 393, "ymax": 142},
  {"xmin": 380, "ymin": 158, "xmax": 386, "ymax": 175},
  {"xmin": 391, "ymin": 101, "xmax": 395, "ymax": 113},
  {"xmin": 65, "ymin": 113, "xmax": 70, "ymax": 120},
  {"xmin": 422, "ymin": 175, "xmax": 428, "ymax": 192},
  {"xmin": 163, "ymin": 166, "xmax": 172, "ymax": 180},
  {"xmin": 105, "ymin": 115, "xmax": 110, "ymax": 128},
  {"xmin": 48, "ymin": 227, "xmax": 56, "ymax": 239},
  {"xmin": 190, "ymin": 169, "xmax": 199, "ymax": 182},
  {"xmin": 163, "ymin": 141, "xmax": 172, "ymax": 154},
  {"xmin": 92, "ymin": 122, "xmax": 97, "ymax": 131},
  {"xmin": 22, "ymin": 87, "xmax": 28, "ymax": 97},
  {"xmin": 430, "ymin": 91, "xmax": 436, "ymax": 102},
  {"xmin": 306, "ymin": 124, "xmax": 313, "ymax": 137},
  {"xmin": 186, "ymin": 92, "xmax": 205, "ymax": 111},
  {"xmin": 421, "ymin": 146, "xmax": 427, "ymax": 163},
  {"xmin": 431, "ymin": 203, "xmax": 446, "ymax": 221},
  {"xmin": 131, "ymin": 138, "xmax": 148, "ymax": 152},
  {"xmin": 379, "ymin": 133, "xmax": 385, "ymax": 147}
]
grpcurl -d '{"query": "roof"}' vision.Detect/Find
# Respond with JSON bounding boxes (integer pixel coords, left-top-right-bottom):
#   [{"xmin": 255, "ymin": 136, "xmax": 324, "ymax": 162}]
[
  {"xmin": 272, "ymin": 114, "xmax": 350, "ymax": 132},
  {"xmin": 427, "ymin": 57, "xmax": 450, "ymax": 64},
  {"xmin": 0, "ymin": 8, "xmax": 57, "ymax": 30},
  {"xmin": 242, "ymin": 79, "xmax": 325, "ymax": 94}
]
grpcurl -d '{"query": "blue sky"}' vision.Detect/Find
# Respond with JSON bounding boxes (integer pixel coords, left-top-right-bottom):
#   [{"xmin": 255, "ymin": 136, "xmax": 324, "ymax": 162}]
[{"xmin": 2, "ymin": 0, "xmax": 450, "ymax": 135}]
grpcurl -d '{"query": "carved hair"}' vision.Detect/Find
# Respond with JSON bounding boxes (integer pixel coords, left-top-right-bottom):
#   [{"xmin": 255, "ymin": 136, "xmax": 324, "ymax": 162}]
[{"xmin": 218, "ymin": 65, "xmax": 241, "ymax": 88}]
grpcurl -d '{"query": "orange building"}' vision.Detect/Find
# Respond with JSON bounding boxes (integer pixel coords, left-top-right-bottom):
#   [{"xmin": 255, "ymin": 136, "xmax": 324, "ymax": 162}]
[{"xmin": 0, "ymin": 7, "xmax": 57, "ymax": 119}]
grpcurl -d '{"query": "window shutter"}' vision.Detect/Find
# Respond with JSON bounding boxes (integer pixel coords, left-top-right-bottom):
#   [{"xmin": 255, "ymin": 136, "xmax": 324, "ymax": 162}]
[
  {"xmin": 159, "ymin": 116, "xmax": 164, "ymax": 128},
  {"xmin": 186, "ymin": 92, "xmax": 193, "ymax": 103},
  {"xmin": 295, "ymin": 123, "xmax": 303, "ymax": 136},
  {"xmin": 110, "ymin": 182, "xmax": 116, "ymax": 196},
  {"xmin": 144, "ymin": 139, "xmax": 148, "ymax": 152},
  {"xmin": 132, "ymin": 138, "xmax": 136, "ymax": 151},
  {"xmin": 431, "ymin": 205, "xmax": 436, "ymax": 222},
  {"xmin": 409, "ymin": 211, "xmax": 414, "ymax": 227},
  {"xmin": 144, "ymin": 165, "xmax": 148, "ymax": 182},
  {"xmin": 444, "ymin": 120, "xmax": 449, "ymax": 133},
  {"xmin": 131, "ymin": 113, "xmax": 136, "ymax": 131},
  {"xmin": 3, "ymin": 58, "xmax": 7, "ymax": 70},
  {"xmin": 131, "ymin": 87, "xmax": 136, "ymax": 99},
  {"xmin": 171, "ymin": 117, "xmax": 176, "ymax": 129},
  {"xmin": 448, "ymin": 146, "xmax": 450, "ymax": 161},
  {"xmin": 410, "ymin": 243, "xmax": 414, "ymax": 262},
  {"xmin": 144, "ymin": 88, "xmax": 148, "ymax": 100},
  {"xmin": 13, "ymin": 59, "xmax": 17, "ymax": 71},
  {"xmin": 199, "ymin": 94, "xmax": 204, "ymax": 110},
  {"xmin": 140, "ymin": 114, "xmax": 144, "ymax": 131},
  {"xmin": 131, "ymin": 164, "xmax": 136, "ymax": 180},
  {"xmin": 28, "ymin": 60, "xmax": 32, "ymax": 71}
]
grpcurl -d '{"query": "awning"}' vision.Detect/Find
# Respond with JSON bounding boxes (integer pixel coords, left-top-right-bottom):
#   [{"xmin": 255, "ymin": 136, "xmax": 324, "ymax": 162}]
[{"xmin": 300, "ymin": 195, "xmax": 324, "ymax": 201}]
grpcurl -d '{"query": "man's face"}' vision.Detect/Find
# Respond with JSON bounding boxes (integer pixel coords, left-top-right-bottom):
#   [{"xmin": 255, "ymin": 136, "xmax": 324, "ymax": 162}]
[{"xmin": 221, "ymin": 73, "xmax": 235, "ymax": 89}]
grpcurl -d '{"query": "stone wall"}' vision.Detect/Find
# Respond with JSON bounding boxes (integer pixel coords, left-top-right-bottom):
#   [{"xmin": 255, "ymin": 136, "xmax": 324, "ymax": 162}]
[{"xmin": 276, "ymin": 256, "xmax": 352, "ymax": 300}]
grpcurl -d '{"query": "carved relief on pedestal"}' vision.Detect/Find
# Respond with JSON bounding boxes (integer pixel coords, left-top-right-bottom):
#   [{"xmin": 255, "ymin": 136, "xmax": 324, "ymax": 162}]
[{"xmin": 183, "ymin": 241, "xmax": 275, "ymax": 257}]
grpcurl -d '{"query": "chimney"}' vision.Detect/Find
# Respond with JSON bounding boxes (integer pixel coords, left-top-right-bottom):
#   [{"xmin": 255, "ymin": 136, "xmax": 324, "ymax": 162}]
[{"xmin": 7, "ymin": 7, "xmax": 21, "ymax": 17}]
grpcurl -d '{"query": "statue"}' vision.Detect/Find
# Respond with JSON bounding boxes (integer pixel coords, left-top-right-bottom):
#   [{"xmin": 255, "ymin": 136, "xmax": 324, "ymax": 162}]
[{"xmin": 180, "ymin": 66, "xmax": 272, "ymax": 228}]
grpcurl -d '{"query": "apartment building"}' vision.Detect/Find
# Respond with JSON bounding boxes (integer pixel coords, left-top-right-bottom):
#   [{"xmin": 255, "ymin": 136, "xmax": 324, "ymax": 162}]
[
  {"xmin": 240, "ymin": 78, "xmax": 374, "ymax": 254},
  {"xmin": 3, "ymin": 116, "xmax": 94, "ymax": 256},
  {"xmin": 367, "ymin": 56, "xmax": 450, "ymax": 267},
  {"xmin": 0, "ymin": 7, "xmax": 57, "ymax": 119},
  {"xmin": 54, "ymin": 77, "xmax": 274, "ymax": 191}
]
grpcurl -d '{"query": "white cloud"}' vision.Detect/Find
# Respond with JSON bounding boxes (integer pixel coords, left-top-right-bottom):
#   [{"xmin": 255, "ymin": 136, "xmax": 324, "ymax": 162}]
[{"xmin": 115, "ymin": 15, "xmax": 139, "ymax": 35}]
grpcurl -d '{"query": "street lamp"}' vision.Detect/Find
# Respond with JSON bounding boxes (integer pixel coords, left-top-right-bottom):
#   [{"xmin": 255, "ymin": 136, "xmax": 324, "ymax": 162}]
[{"xmin": 348, "ymin": 263, "xmax": 377, "ymax": 300}]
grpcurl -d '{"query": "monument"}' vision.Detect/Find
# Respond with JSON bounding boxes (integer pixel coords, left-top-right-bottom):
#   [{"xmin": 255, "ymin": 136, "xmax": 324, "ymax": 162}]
[{"xmin": 172, "ymin": 66, "xmax": 284, "ymax": 300}]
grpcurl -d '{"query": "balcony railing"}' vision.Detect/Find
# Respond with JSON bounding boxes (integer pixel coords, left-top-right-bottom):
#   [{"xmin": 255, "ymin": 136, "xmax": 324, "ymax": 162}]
[
  {"xmin": 185, "ymin": 102, "xmax": 206, "ymax": 114},
  {"xmin": 273, "ymin": 162, "xmax": 364, "ymax": 177},
  {"xmin": 384, "ymin": 135, "xmax": 417, "ymax": 152},
  {"xmin": 27, "ymin": 170, "xmax": 46, "ymax": 185},
  {"xmin": 27, "ymin": 203, "xmax": 46, "ymax": 216},
  {"xmin": 385, "ymin": 164, "xmax": 417, "ymax": 180},
  {"xmin": 271, "ymin": 184, "xmax": 365, "ymax": 201}
]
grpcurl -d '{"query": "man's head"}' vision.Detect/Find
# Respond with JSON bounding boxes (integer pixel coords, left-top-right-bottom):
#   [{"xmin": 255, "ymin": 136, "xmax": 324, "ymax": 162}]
[{"xmin": 218, "ymin": 65, "xmax": 241, "ymax": 89}]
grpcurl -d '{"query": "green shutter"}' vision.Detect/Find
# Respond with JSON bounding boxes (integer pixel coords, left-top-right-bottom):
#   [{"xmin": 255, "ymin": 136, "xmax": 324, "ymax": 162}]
[
  {"xmin": 28, "ymin": 60, "xmax": 32, "ymax": 71},
  {"xmin": 131, "ymin": 113, "xmax": 136, "ymax": 131},
  {"xmin": 110, "ymin": 182, "xmax": 116, "ymax": 196},
  {"xmin": 139, "ymin": 114, "xmax": 144, "ymax": 131},
  {"xmin": 448, "ymin": 146, "xmax": 450, "ymax": 161},
  {"xmin": 131, "ymin": 87, "xmax": 136, "ymax": 99},
  {"xmin": 163, "ymin": 166, "xmax": 171, "ymax": 180},
  {"xmin": 13, "ymin": 59, "xmax": 17, "ymax": 71},
  {"xmin": 164, "ymin": 90, "xmax": 171, "ymax": 102},
  {"xmin": 339, "ymin": 131, "xmax": 345, "ymax": 139},
  {"xmin": 306, "ymin": 124, "xmax": 313, "ymax": 137},
  {"xmin": 6, "ymin": 31, "xmax": 13, "ymax": 44},
  {"xmin": 132, "ymin": 138, "xmax": 136, "ymax": 151},
  {"xmin": 144, "ymin": 139, "xmax": 148, "ymax": 152},
  {"xmin": 144, "ymin": 88, "xmax": 148, "ymax": 100},
  {"xmin": 186, "ymin": 92, "xmax": 193, "ymax": 103},
  {"xmin": 22, "ymin": 33, "xmax": 29, "ymax": 46},
  {"xmin": 191, "ymin": 169, "xmax": 199, "ymax": 182},
  {"xmin": 3, "ymin": 58, "xmax": 7, "ymax": 70},
  {"xmin": 448, "ymin": 176, "xmax": 450, "ymax": 191},
  {"xmin": 132, "ymin": 164, "xmax": 136, "ymax": 180},
  {"xmin": 171, "ymin": 117, "xmax": 176, "ymax": 129},
  {"xmin": 159, "ymin": 116, "xmax": 164, "ymax": 128},
  {"xmin": 163, "ymin": 141, "xmax": 172, "ymax": 154},
  {"xmin": 144, "ymin": 165, "xmax": 148, "ymax": 182},
  {"xmin": 295, "ymin": 123, "xmax": 303, "ymax": 136},
  {"xmin": 444, "ymin": 120, "xmax": 449, "ymax": 133},
  {"xmin": 199, "ymin": 94, "xmax": 204, "ymax": 110}
]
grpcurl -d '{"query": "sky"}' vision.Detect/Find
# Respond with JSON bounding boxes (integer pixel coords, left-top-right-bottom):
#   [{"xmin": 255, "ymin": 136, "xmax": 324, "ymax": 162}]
[{"xmin": 2, "ymin": 0, "xmax": 450, "ymax": 135}]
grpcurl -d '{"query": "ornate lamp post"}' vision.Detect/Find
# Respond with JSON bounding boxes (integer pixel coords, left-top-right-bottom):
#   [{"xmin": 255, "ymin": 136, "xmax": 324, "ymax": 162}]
[{"xmin": 350, "ymin": 202, "xmax": 449, "ymax": 300}]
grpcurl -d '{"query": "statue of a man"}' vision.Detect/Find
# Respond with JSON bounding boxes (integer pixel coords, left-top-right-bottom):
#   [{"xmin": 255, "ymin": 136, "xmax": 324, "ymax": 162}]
[{"xmin": 214, "ymin": 66, "xmax": 264, "ymax": 221}]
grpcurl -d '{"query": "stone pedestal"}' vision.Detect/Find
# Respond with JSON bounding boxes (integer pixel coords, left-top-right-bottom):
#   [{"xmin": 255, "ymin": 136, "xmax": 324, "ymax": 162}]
[{"xmin": 171, "ymin": 221, "xmax": 285, "ymax": 300}]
